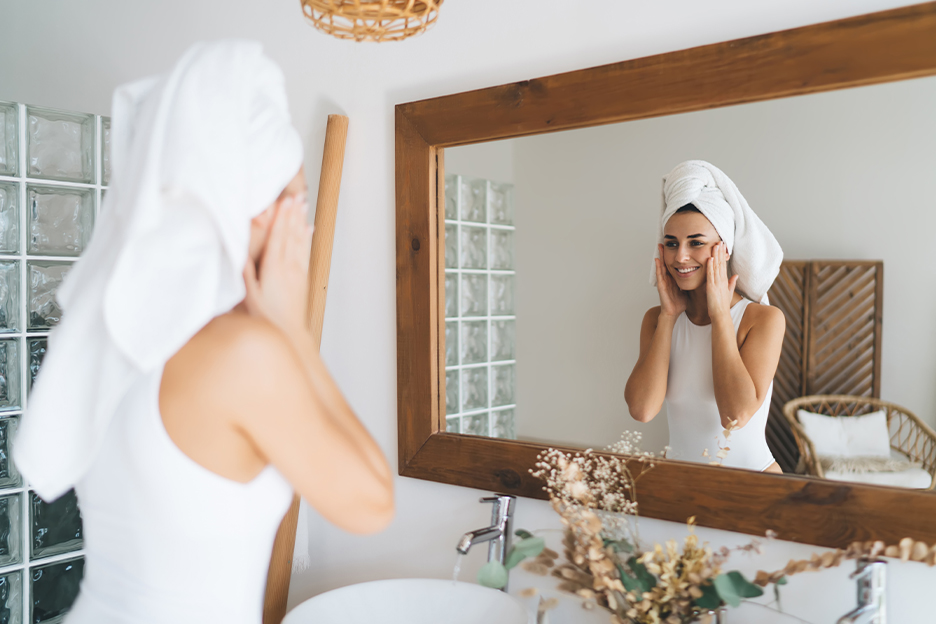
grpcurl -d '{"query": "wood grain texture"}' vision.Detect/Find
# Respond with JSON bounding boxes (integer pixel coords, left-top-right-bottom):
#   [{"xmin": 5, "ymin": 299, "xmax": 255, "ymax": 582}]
[
  {"xmin": 263, "ymin": 115, "xmax": 349, "ymax": 624},
  {"xmin": 806, "ymin": 262, "xmax": 883, "ymax": 397},
  {"xmin": 766, "ymin": 262, "xmax": 809, "ymax": 473},
  {"xmin": 398, "ymin": 4, "xmax": 936, "ymax": 147},
  {"xmin": 396, "ymin": 107, "xmax": 441, "ymax": 471},
  {"xmin": 396, "ymin": 3, "xmax": 936, "ymax": 552}
]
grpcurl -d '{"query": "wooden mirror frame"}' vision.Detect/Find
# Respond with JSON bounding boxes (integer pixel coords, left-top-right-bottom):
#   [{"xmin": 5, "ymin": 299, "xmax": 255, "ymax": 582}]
[{"xmin": 395, "ymin": 2, "xmax": 936, "ymax": 549}]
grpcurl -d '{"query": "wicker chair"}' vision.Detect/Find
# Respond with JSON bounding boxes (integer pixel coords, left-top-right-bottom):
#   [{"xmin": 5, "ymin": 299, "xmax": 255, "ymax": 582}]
[{"xmin": 782, "ymin": 395, "xmax": 936, "ymax": 489}]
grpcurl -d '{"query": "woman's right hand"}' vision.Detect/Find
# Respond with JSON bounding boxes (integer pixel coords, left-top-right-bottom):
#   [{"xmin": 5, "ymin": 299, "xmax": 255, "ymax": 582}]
[
  {"xmin": 655, "ymin": 244, "xmax": 687, "ymax": 319},
  {"xmin": 243, "ymin": 196, "xmax": 314, "ymax": 336}
]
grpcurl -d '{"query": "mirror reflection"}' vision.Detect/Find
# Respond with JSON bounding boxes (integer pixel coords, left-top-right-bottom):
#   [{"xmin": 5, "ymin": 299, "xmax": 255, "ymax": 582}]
[{"xmin": 442, "ymin": 74, "xmax": 936, "ymax": 489}]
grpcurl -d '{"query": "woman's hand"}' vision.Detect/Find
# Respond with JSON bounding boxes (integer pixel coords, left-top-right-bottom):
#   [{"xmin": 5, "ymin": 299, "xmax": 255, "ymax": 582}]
[
  {"xmin": 706, "ymin": 241, "xmax": 738, "ymax": 319},
  {"xmin": 243, "ymin": 196, "xmax": 314, "ymax": 336},
  {"xmin": 655, "ymin": 244, "xmax": 687, "ymax": 319}
]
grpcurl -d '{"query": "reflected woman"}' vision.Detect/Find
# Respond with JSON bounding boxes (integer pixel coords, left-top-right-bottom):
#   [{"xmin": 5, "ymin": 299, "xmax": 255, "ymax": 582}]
[{"xmin": 625, "ymin": 161, "xmax": 785, "ymax": 473}]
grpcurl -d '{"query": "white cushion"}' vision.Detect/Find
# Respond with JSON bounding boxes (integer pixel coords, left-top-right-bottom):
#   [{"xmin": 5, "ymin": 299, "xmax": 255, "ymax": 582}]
[
  {"xmin": 797, "ymin": 409, "xmax": 891, "ymax": 458},
  {"xmin": 824, "ymin": 468, "xmax": 933, "ymax": 489}
]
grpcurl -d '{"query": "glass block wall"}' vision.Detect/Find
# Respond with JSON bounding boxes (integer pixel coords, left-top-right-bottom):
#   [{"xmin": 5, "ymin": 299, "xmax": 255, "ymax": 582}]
[
  {"xmin": 0, "ymin": 100, "xmax": 107, "ymax": 623},
  {"xmin": 443, "ymin": 174, "xmax": 517, "ymax": 439}
]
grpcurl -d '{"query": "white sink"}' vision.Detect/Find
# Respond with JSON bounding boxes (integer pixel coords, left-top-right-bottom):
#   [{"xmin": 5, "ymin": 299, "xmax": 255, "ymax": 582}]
[{"xmin": 283, "ymin": 578, "xmax": 529, "ymax": 624}]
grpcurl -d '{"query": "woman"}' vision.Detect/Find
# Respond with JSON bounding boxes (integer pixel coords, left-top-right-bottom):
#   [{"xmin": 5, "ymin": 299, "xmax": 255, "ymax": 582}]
[
  {"xmin": 14, "ymin": 42, "xmax": 393, "ymax": 623},
  {"xmin": 624, "ymin": 160, "xmax": 785, "ymax": 473}
]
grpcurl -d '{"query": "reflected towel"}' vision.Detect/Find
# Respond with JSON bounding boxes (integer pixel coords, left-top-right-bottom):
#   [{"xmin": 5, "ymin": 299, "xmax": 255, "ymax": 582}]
[{"xmin": 650, "ymin": 160, "xmax": 783, "ymax": 304}]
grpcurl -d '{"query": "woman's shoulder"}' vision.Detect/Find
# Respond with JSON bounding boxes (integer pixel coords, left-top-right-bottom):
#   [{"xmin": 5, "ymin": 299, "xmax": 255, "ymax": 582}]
[
  {"xmin": 740, "ymin": 301, "xmax": 785, "ymax": 333},
  {"xmin": 167, "ymin": 313, "xmax": 298, "ymax": 400}
]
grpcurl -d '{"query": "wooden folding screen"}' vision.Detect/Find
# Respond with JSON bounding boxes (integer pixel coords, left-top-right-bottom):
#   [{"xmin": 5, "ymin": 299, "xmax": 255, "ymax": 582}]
[{"xmin": 765, "ymin": 260, "xmax": 884, "ymax": 472}]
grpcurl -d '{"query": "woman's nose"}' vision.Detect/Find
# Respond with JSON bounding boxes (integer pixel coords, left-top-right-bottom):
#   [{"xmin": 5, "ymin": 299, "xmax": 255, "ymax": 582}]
[{"xmin": 676, "ymin": 244, "xmax": 691, "ymax": 262}]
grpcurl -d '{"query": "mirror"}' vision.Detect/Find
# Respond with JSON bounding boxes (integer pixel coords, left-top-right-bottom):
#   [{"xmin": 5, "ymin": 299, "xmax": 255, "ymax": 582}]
[
  {"xmin": 441, "ymin": 74, "xmax": 936, "ymax": 490},
  {"xmin": 396, "ymin": 2, "xmax": 936, "ymax": 549}
]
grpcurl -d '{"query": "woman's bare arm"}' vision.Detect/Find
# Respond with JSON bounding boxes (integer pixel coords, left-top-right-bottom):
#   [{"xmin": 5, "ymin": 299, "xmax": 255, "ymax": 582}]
[
  {"xmin": 624, "ymin": 307, "xmax": 676, "ymax": 422},
  {"xmin": 706, "ymin": 243, "xmax": 785, "ymax": 428},
  {"xmin": 218, "ymin": 319, "xmax": 394, "ymax": 535},
  {"xmin": 710, "ymin": 304, "xmax": 785, "ymax": 428}
]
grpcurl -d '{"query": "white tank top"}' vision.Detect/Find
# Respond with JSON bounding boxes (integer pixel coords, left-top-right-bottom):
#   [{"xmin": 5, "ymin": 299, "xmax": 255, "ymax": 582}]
[
  {"xmin": 65, "ymin": 366, "xmax": 293, "ymax": 624},
  {"xmin": 664, "ymin": 298, "xmax": 776, "ymax": 471}
]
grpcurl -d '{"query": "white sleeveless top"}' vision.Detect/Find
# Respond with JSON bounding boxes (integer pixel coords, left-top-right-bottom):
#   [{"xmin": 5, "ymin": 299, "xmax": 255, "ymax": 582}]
[
  {"xmin": 664, "ymin": 298, "xmax": 776, "ymax": 471},
  {"xmin": 65, "ymin": 366, "xmax": 294, "ymax": 624}
]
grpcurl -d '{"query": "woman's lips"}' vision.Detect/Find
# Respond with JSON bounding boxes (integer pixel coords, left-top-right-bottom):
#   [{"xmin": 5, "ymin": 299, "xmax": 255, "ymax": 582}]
[{"xmin": 673, "ymin": 266, "xmax": 700, "ymax": 278}]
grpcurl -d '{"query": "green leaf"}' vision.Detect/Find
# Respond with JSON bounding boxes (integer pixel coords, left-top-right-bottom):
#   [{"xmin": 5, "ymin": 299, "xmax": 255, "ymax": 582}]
[
  {"xmin": 617, "ymin": 564, "xmax": 642, "ymax": 593},
  {"xmin": 626, "ymin": 557, "xmax": 658, "ymax": 593},
  {"xmin": 504, "ymin": 537, "xmax": 545, "ymax": 570},
  {"xmin": 713, "ymin": 571, "xmax": 764, "ymax": 608},
  {"xmin": 603, "ymin": 537, "xmax": 634, "ymax": 554},
  {"xmin": 477, "ymin": 561, "xmax": 508, "ymax": 589},
  {"xmin": 504, "ymin": 548, "xmax": 525, "ymax": 570},
  {"xmin": 693, "ymin": 582, "xmax": 721, "ymax": 610},
  {"xmin": 515, "ymin": 529, "xmax": 534, "ymax": 540},
  {"xmin": 775, "ymin": 576, "xmax": 788, "ymax": 585}
]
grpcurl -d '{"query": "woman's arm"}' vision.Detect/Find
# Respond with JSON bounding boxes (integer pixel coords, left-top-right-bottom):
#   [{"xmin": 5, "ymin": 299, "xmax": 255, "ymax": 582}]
[
  {"xmin": 625, "ymin": 252, "xmax": 686, "ymax": 422},
  {"xmin": 625, "ymin": 307, "xmax": 676, "ymax": 422},
  {"xmin": 237, "ymin": 196, "xmax": 392, "ymax": 533},
  {"xmin": 707, "ymin": 243, "xmax": 785, "ymax": 428},
  {"xmin": 224, "ymin": 323, "xmax": 395, "ymax": 535}
]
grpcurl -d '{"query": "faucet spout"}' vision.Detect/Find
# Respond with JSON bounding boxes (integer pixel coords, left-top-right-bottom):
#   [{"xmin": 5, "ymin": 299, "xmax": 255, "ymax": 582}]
[
  {"xmin": 457, "ymin": 526, "xmax": 502, "ymax": 554},
  {"xmin": 454, "ymin": 494, "xmax": 517, "ymax": 591}
]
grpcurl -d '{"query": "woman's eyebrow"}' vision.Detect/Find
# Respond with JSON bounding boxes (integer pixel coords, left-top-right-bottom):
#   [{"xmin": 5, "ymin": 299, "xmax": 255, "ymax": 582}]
[{"xmin": 687, "ymin": 233, "xmax": 707, "ymax": 239}]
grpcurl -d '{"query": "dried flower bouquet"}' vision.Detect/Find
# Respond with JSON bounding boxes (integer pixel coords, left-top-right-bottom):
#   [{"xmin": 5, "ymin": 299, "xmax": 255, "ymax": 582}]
[{"xmin": 515, "ymin": 435, "xmax": 773, "ymax": 624}]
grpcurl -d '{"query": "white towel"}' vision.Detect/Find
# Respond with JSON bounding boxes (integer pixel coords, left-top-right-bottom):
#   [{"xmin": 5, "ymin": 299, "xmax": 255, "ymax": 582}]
[
  {"xmin": 14, "ymin": 41, "xmax": 304, "ymax": 501},
  {"xmin": 649, "ymin": 160, "xmax": 782, "ymax": 304}
]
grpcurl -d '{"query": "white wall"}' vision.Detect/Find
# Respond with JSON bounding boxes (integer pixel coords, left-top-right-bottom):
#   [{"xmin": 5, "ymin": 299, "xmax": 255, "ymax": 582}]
[
  {"xmin": 507, "ymin": 76, "xmax": 936, "ymax": 453},
  {"xmin": 445, "ymin": 140, "xmax": 515, "ymax": 185},
  {"xmin": 4, "ymin": 1, "xmax": 935, "ymax": 621}
]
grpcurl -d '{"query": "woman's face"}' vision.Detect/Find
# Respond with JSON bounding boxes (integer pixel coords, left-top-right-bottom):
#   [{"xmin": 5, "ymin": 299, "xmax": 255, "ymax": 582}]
[
  {"xmin": 249, "ymin": 166, "xmax": 308, "ymax": 262},
  {"xmin": 661, "ymin": 211, "xmax": 723, "ymax": 291}
]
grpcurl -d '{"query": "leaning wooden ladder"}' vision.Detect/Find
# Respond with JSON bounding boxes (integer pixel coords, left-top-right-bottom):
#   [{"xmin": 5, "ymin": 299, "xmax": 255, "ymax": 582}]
[{"xmin": 262, "ymin": 115, "xmax": 350, "ymax": 624}]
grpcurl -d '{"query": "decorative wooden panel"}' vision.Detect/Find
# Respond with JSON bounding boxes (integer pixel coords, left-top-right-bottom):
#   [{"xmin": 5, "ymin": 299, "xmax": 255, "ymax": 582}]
[
  {"xmin": 766, "ymin": 260, "xmax": 883, "ymax": 473},
  {"xmin": 766, "ymin": 262, "xmax": 810, "ymax": 473},
  {"xmin": 806, "ymin": 262, "xmax": 883, "ymax": 397}
]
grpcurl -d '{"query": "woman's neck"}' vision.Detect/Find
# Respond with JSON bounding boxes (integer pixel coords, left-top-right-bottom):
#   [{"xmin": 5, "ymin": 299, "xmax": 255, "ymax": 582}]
[{"xmin": 684, "ymin": 288, "xmax": 744, "ymax": 326}]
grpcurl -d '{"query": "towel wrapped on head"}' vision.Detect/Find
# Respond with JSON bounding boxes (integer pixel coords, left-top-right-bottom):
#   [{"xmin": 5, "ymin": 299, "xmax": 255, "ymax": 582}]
[{"xmin": 650, "ymin": 160, "xmax": 783, "ymax": 304}]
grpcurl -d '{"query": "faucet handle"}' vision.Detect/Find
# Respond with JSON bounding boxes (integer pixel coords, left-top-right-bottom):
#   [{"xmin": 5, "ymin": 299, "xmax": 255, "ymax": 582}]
[
  {"xmin": 849, "ymin": 558, "xmax": 885, "ymax": 580},
  {"xmin": 479, "ymin": 494, "xmax": 517, "ymax": 526},
  {"xmin": 479, "ymin": 494, "xmax": 515, "ymax": 504}
]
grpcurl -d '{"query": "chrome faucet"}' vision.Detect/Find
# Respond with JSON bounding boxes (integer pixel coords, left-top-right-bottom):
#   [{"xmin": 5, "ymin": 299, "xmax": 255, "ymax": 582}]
[
  {"xmin": 837, "ymin": 559, "xmax": 886, "ymax": 624},
  {"xmin": 456, "ymin": 494, "xmax": 516, "ymax": 588}
]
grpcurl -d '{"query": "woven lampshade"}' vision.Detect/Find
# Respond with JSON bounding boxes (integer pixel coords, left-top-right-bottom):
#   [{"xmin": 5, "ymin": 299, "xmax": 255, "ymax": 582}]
[{"xmin": 301, "ymin": 0, "xmax": 443, "ymax": 42}]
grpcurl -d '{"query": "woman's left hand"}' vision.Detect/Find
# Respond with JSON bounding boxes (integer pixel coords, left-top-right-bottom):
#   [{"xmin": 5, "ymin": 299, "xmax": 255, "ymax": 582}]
[{"xmin": 706, "ymin": 242, "xmax": 738, "ymax": 319}]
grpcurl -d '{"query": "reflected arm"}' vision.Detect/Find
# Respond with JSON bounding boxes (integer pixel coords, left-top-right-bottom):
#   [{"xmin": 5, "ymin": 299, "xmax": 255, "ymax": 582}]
[
  {"xmin": 710, "ymin": 304, "xmax": 785, "ymax": 429},
  {"xmin": 625, "ymin": 307, "xmax": 675, "ymax": 422}
]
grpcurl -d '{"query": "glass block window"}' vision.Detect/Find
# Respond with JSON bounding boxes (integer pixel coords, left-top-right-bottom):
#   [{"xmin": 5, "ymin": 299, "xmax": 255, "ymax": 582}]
[
  {"xmin": 0, "ymin": 100, "xmax": 106, "ymax": 623},
  {"xmin": 443, "ymin": 174, "xmax": 516, "ymax": 439}
]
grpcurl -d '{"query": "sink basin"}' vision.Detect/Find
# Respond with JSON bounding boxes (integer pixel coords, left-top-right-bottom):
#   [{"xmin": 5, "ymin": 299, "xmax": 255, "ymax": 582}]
[{"xmin": 283, "ymin": 578, "xmax": 528, "ymax": 624}]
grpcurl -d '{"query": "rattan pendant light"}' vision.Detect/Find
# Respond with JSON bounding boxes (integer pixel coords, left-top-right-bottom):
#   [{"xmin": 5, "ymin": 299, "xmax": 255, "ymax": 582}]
[{"xmin": 301, "ymin": 0, "xmax": 443, "ymax": 42}]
